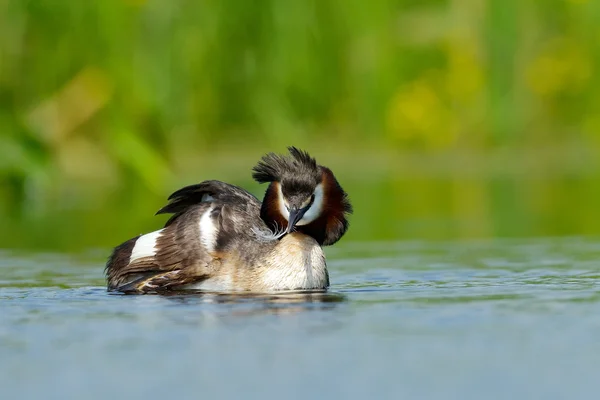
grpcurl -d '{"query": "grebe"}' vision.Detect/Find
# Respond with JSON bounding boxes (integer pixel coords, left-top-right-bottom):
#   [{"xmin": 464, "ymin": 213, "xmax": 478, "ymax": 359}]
[{"xmin": 105, "ymin": 147, "xmax": 352, "ymax": 294}]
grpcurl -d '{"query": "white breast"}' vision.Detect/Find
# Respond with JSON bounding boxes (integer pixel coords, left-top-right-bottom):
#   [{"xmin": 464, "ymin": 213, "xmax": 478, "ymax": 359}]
[
  {"xmin": 260, "ymin": 233, "xmax": 328, "ymax": 290},
  {"xmin": 186, "ymin": 276, "xmax": 233, "ymax": 292}
]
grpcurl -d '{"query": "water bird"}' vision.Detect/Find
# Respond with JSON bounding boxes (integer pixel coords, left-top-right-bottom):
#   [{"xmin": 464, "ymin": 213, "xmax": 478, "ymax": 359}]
[{"xmin": 105, "ymin": 147, "xmax": 352, "ymax": 294}]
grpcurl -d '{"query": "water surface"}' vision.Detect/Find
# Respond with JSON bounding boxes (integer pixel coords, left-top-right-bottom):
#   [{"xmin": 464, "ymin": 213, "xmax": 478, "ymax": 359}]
[{"xmin": 1, "ymin": 238, "xmax": 599, "ymax": 399}]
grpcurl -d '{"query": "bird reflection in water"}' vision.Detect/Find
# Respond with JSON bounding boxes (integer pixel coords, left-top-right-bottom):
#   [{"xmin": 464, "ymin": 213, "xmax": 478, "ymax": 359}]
[{"xmin": 156, "ymin": 290, "xmax": 346, "ymax": 317}]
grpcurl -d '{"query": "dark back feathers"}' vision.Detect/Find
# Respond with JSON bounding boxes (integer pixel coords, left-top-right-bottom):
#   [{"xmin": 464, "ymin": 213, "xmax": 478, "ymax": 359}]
[{"xmin": 156, "ymin": 180, "xmax": 260, "ymax": 226}]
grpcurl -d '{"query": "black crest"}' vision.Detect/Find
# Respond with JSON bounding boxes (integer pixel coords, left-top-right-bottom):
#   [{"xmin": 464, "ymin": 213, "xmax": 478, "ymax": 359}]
[{"xmin": 252, "ymin": 147, "xmax": 319, "ymax": 184}]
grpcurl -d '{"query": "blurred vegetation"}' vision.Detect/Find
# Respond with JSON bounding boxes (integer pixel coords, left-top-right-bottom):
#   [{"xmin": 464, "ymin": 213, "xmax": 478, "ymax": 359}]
[{"xmin": 1, "ymin": 0, "xmax": 600, "ymax": 250}]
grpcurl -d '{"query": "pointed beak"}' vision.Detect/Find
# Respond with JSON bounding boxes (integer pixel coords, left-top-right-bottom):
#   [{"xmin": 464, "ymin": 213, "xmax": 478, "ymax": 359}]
[{"xmin": 286, "ymin": 207, "xmax": 307, "ymax": 234}]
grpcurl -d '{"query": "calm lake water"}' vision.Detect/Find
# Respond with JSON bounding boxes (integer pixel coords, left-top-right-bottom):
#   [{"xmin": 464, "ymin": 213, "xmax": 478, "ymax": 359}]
[{"xmin": 1, "ymin": 237, "xmax": 599, "ymax": 399}]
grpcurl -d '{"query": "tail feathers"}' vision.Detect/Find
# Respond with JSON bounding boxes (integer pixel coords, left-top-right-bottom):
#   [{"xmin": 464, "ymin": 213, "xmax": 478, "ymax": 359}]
[
  {"xmin": 105, "ymin": 235, "xmax": 208, "ymax": 293},
  {"xmin": 109, "ymin": 272, "xmax": 158, "ymax": 293},
  {"xmin": 108, "ymin": 267, "xmax": 207, "ymax": 294},
  {"xmin": 105, "ymin": 237, "xmax": 137, "ymax": 285},
  {"xmin": 105, "ymin": 236, "xmax": 154, "ymax": 292},
  {"xmin": 112, "ymin": 271, "xmax": 180, "ymax": 294}
]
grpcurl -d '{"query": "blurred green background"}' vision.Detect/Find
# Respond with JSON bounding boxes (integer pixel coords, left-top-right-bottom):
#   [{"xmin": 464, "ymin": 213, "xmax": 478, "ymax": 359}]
[{"xmin": 1, "ymin": 0, "xmax": 599, "ymax": 251}]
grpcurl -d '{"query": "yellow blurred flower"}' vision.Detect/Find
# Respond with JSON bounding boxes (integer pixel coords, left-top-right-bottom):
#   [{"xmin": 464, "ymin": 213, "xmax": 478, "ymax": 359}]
[
  {"xmin": 526, "ymin": 38, "xmax": 591, "ymax": 96},
  {"xmin": 386, "ymin": 75, "xmax": 458, "ymax": 148},
  {"xmin": 445, "ymin": 41, "xmax": 484, "ymax": 103}
]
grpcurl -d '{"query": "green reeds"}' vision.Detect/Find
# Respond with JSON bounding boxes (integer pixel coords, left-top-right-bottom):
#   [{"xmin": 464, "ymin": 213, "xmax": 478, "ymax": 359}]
[{"xmin": 1, "ymin": 0, "xmax": 599, "ymax": 249}]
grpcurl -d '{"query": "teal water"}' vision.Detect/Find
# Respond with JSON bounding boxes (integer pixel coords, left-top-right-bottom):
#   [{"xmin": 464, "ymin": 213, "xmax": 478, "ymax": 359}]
[{"xmin": 1, "ymin": 238, "xmax": 599, "ymax": 399}]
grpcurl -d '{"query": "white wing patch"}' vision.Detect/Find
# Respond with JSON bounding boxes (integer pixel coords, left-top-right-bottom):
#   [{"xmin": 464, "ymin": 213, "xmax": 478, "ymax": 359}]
[
  {"xmin": 199, "ymin": 205, "xmax": 218, "ymax": 252},
  {"xmin": 130, "ymin": 229, "xmax": 164, "ymax": 263}
]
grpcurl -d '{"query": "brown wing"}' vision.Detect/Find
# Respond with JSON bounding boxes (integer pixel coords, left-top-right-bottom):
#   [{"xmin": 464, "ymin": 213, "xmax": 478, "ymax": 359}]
[
  {"xmin": 106, "ymin": 180, "xmax": 264, "ymax": 294},
  {"xmin": 106, "ymin": 204, "xmax": 215, "ymax": 294}
]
